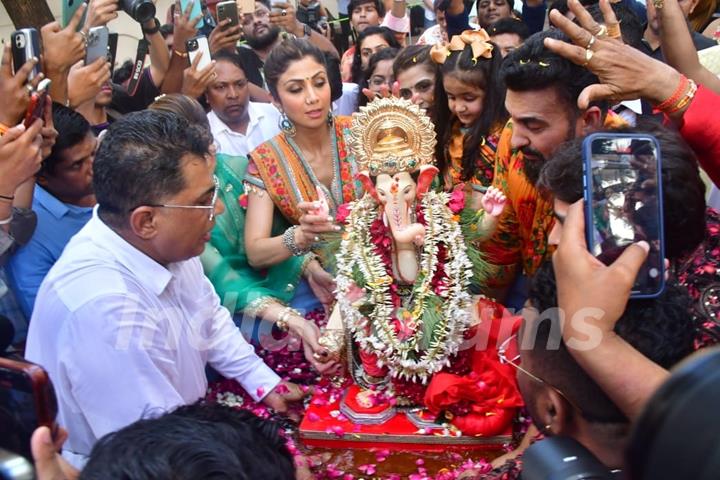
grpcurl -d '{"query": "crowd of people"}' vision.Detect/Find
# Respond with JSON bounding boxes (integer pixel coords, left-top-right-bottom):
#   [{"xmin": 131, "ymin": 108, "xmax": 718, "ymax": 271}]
[{"xmin": 1, "ymin": 0, "xmax": 720, "ymax": 478}]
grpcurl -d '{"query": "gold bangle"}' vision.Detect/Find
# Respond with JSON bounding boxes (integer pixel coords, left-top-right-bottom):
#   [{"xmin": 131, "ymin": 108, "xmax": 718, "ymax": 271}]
[
  {"xmin": 244, "ymin": 296, "xmax": 280, "ymax": 319},
  {"xmin": 652, "ymin": 0, "xmax": 664, "ymax": 9},
  {"xmin": 173, "ymin": 49, "xmax": 188, "ymax": 58},
  {"xmin": 277, "ymin": 306, "xmax": 301, "ymax": 332}
]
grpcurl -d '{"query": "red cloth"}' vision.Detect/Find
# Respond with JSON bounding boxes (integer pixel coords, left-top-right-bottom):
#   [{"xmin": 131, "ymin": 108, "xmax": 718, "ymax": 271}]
[
  {"xmin": 677, "ymin": 85, "xmax": 720, "ymax": 188},
  {"xmin": 423, "ymin": 300, "xmax": 524, "ymax": 437},
  {"xmin": 423, "ymin": 347, "xmax": 524, "ymax": 436}
]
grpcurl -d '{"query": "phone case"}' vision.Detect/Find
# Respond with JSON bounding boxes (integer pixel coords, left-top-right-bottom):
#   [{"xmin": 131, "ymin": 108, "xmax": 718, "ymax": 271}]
[
  {"xmin": 186, "ymin": 36, "xmax": 212, "ymax": 70},
  {"xmin": 62, "ymin": 0, "xmax": 86, "ymax": 29},
  {"xmin": 0, "ymin": 357, "xmax": 58, "ymax": 460},
  {"xmin": 582, "ymin": 133, "xmax": 666, "ymax": 299},
  {"xmin": 85, "ymin": 26, "xmax": 110, "ymax": 65},
  {"xmin": 217, "ymin": 1, "xmax": 240, "ymax": 27},
  {"xmin": 180, "ymin": 0, "xmax": 206, "ymax": 29},
  {"xmin": 10, "ymin": 28, "xmax": 42, "ymax": 80}
]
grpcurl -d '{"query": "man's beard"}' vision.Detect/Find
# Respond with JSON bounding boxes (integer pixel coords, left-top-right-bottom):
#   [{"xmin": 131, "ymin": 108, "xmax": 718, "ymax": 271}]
[
  {"xmin": 521, "ymin": 147, "xmax": 547, "ymax": 187},
  {"xmin": 246, "ymin": 25, "xmax": 281, "ymax": 50},
  {"xmin": 522, "ymin": 124, "xmax": 577, "ymax": 186}
]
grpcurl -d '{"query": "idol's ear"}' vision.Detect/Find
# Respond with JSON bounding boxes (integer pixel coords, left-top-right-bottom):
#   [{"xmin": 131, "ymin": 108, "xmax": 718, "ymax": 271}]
[
  {"xmin": 416, "ymin": 165, "xmax": 439, "ymax": 200},
  {"xmin": 357, "ymin": 171, "xmax": 379, "ymax": 202}
]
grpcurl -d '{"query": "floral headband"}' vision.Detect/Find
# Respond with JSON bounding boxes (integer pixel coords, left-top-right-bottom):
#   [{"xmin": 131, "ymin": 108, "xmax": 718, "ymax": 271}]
[{"xmin": 430, "ymin": 29, "xmax": 494, "ymax": 65}]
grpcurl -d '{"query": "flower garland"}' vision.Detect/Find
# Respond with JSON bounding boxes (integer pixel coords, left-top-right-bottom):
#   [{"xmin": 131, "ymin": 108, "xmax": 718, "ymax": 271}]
[{"xmin": 336, "ymin": 191, "xmax": 474, "ymax": 383}]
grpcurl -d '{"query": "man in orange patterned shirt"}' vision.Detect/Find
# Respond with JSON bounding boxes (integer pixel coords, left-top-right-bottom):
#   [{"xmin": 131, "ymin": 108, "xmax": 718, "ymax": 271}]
[{"xmin": 481, "ymin": 30, "xmax": 622, "ymax": 304}]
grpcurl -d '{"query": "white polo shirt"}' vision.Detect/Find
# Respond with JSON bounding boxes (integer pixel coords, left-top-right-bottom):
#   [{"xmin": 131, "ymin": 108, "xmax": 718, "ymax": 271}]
[{"xmin": 207, "ymin": 101, "xmax": 280, "ymax": 157}]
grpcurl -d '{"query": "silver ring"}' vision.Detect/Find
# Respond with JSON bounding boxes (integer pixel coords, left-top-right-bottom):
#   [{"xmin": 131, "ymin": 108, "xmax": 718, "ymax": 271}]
[
  {"xmin": 79, "ymin": 30, "xmax": 87, "ymax": 45},
  {"xmin": 281, "ymin": 8, "xmax": 287, "ymax": 15},
  {"xmin": 26, "ymin": 84, "xmax": 34, "ymax": 94}
]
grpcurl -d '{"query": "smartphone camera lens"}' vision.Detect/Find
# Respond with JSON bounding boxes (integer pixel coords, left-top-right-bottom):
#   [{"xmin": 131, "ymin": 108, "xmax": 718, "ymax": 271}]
[
  {"xmin": 14, "ymin": 34, "xmax": 25, "ymax": 49},
  {"xmin": 188, "ymin": 40, "xmax": 197, "ymax": 49}
]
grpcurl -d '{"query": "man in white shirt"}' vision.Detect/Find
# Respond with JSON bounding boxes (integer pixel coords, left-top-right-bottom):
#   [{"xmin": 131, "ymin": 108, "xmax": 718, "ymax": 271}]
[
  {"xmin": 25, "ymin": 111, "xmax": 300, "ymax": 468},
  {"xmin": 205, "ymin": 50, "xmax": 279, "ymax": 156}
]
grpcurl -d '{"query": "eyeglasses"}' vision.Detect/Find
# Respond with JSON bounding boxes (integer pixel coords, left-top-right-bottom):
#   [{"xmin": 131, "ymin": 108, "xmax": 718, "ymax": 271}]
[
  {"xmin": 498, "ymin": 333, "xmax": 584, "ymax": 415},
  {"xmin": 129, "ymin": 175, "xmax": 220, "ymax": 221}
]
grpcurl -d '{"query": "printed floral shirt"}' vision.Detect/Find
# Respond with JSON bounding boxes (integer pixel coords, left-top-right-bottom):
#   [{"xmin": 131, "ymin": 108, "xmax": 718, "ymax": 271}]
[{"xmin": 481, "ymin": 120, "xmax": 555, "ymax": 290}]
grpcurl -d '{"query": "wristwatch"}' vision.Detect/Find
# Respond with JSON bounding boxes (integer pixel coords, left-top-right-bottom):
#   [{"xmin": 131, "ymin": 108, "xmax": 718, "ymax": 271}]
[
  {"xmin": 300, "ymin": 22, "xmax": 311, "ymax": 38},
  {"xmin": 142, "ymin": 17, "xmax": 161, "ymax": 35}
]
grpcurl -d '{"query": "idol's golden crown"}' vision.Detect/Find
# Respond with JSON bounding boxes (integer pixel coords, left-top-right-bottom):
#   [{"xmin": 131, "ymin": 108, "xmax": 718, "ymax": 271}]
[{"xmin": 349, "ymin": 97, "xmax": 436, "ymax": 176}]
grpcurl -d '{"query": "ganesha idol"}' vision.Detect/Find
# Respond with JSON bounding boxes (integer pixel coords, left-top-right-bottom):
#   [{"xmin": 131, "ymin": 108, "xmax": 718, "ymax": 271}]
[{"xmin": 310, "ymin": 98, "xmax": 523, "ymax": 441}]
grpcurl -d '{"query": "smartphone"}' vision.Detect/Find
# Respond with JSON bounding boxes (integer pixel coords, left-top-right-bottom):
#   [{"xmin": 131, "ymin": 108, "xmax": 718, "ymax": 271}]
[
  {"xmin": 0, "ymin": 357, "xmax": 58, "ymax": 461},
  {"xmin": 10, "ymin": 29, "xmax": 42, "ymax": 81},
  {"xmin": 217, "ymin": 0, "xmax": 240, "ymax": 27},
  {"xmin": 180, "ymin": 0, "xmax": 205, "ymax": 29},
  {"xmin": 24, "ymin": 78, "xmax": 51, "ymax": 129},
  {"xmin": 583, "ymin": 133, "xmax": 665, "ymax": 298},
  {"xmin": 61, "ymin": 0, "xmax": 86, "ymax": 29},
  {"xmin": 85, "ymin": 26, "xmax": 110, "ymax": 65},
  {"xmin": 108, "ymin": 33, "xmax": 119, "ymax": 76},
  {"xmin": 186, "ymin": 35, "xmax": 212, "ymax": 70}
]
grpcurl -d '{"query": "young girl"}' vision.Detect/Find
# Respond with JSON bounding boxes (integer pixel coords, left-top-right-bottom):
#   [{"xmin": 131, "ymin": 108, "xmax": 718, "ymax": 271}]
[{"xmin": 431, "ymin": 29, "xmax": 508, "ymax": 196}]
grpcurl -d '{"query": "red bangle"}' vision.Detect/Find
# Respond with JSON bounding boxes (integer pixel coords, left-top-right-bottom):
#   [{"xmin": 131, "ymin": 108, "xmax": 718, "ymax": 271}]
[{"xmin": 655, "ymin": 75, "xmax": 689, "ymax": 111}]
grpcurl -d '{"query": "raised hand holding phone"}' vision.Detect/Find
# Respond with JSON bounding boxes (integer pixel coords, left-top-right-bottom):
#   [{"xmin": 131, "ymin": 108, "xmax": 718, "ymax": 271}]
[
  {"xmin": 582, "ymin": 133, "xmax": 665, "ymax": 298},
  {"xmin": 180, "ymin": 0, "xmax": 205, "ymax": 29},
  {"xmin": 0, "ymin": 44, "xmax": 42, "ymax": 127},
  {"xmin": 41, "ymin": 2, "xmax": 87, "ymax": 75}
]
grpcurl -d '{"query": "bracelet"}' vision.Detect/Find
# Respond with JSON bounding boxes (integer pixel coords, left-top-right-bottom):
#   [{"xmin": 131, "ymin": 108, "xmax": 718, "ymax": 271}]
[
  {"xmin": 276, "ymin": 306, "xmax": 302, "ymax": 332},
  {"xmin": 173, "ymin": 49, "xmax": 189, "ymax": 58},
  {"xmin": 0, "ymin": 212, "xmax": 13, "ymax": 225},
  {"xmin": 244, "ymin": 296, "xmax": 281, "ymax": 319},
  {"xmin": 0, "ymin": 194, "xmax": 15, "ymax": 201},
  {"xmin": 0, "ymin": 123, "xmax": 9, "ymax": 136},
  {"xmin": 301, "ymin": 252, "xmax": 317, "ymax": 274},
  {"xmin": 665, "ymin": 79, "xmax": 698, "ymax": 114},
  {"xmin": 282, "ymin": 225, "xmax": 310, "ymax": 256},
  {"xmin": 655, "ymin": 75, "xmax": 688, "ymax": 111}
]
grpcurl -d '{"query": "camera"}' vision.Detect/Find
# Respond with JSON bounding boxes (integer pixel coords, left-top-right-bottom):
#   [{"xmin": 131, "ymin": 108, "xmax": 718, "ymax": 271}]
[
  {"xmin": 521, "ymin": 437, "xmax": 617, "ymax": 480},
  {"xmin": 118, "ymin": 0, "xmax": 156, "ymax": 23}
]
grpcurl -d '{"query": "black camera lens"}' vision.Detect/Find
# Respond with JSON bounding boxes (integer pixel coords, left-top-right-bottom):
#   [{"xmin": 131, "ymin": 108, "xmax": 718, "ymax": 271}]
[{"xmin": 119, "ymin": 0, "xmax": 156, "ymax": 23}]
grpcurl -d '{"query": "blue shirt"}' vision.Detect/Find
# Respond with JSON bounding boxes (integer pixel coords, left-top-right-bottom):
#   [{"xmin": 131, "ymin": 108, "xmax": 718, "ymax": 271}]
[{"xmin": 7, "ymin": 186, "xmax": 93, "ymax": 317}]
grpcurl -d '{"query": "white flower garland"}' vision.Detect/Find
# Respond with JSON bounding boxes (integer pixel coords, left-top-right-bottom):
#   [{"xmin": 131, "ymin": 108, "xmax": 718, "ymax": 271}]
[{"xmin": 336, "ymin": 191, "xmax": 474, "ymax": 384}]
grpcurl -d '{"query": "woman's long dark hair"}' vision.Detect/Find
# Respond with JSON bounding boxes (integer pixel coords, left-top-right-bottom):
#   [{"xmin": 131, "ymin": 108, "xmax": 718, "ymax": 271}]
[
  {"xmin": 358, "ymin": 47, "xmax": 399, "ymax": 108},
  {"xmin": 350, "ymin": 26, "xmax": 400, "ymax": 85},
  {"xmin": 432, "ymin": 41, "xmax": 508, "ymax": 183}
]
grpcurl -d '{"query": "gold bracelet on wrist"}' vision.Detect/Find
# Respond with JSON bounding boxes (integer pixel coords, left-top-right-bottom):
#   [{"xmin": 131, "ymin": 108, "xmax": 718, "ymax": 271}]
[
  {"xmin": 276, "ymin": 306, "xmax": 302, "ymax": 332},
  {"xmin": 244, "ymin": 296, "xmax": 281, "ymax": 319},
  {"xmin": 173, "ymin": 49, "xmax": 188, "ymax": 58}
]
